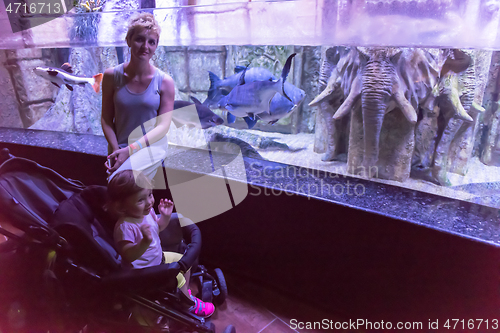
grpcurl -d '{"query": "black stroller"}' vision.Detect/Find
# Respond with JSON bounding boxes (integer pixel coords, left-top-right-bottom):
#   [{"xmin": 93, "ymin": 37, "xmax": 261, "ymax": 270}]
[{"xmin": 0, "ymin": 148, "xmax": 234, "ymax": 333}]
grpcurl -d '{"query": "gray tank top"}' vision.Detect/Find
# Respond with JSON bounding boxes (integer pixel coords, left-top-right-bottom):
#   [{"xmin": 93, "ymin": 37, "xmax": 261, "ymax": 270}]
[{"xmin": 113, "ymin": 63, "xmax": 165, "ymax": 149}]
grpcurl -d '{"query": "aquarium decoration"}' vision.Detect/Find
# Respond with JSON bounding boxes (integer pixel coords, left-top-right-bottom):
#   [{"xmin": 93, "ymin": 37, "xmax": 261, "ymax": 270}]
[{"xmin": 311, "ymin": 47, "xmax": 493, "ymax": 185}]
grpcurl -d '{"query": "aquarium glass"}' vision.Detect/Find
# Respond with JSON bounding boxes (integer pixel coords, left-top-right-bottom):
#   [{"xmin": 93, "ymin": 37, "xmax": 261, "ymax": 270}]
[{"xmin": 1, "ymin": 0, "xmax": 500, "ymax": 212}]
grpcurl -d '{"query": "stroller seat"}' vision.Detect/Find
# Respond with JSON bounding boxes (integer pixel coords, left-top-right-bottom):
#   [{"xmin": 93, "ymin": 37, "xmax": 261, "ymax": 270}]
[
  {"xmin": 51, "ymin": 185, "xmax": 194, "ymax": 293},
  {"xmin": 0, "ymin": 153, "xmax": 234, "ymax": 333}
]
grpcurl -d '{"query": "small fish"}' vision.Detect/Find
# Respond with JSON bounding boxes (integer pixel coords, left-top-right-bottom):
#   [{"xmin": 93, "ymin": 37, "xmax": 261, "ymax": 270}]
[
  {"xmin": 172, "ymin": 96, "xmax": 224, "ymax": 129},
  {"xmin": 218, "ymin": 53, "xmax": 297, "ymax": 124},
  {"xmin": 203, "ymin": 67, "xmax": 276, "ymax": 109},
  {"xmin": 34, "ymin": 63, "xmax": 103, "ymax": 93}
]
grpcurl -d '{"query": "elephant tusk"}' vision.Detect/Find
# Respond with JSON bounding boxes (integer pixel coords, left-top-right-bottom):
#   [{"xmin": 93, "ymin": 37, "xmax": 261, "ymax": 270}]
[
  {"xmin": 333, "ymin": 76, "xmax": 361, "ymax": 120},
  {"xmin": 448, "ymin": 86, "xmax": 474, "ymax": 122},
  {"xmin": 393, "ymin": 85, "xmax": 417, "ymax": 123},
  {"xmin": 471, "ymin": 101, "xmax": 485, "ymax": 113},
  {"xmin": 309, "ymin": 74, "xmax": 338, "ymax": 107},
  {"xmin": 309, "ymin": 86, "xmax": 334, "ymax": 107}
]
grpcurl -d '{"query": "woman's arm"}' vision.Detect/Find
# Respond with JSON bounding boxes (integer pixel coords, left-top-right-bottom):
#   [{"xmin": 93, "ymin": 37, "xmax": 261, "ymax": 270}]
[
  {"xmin": 101, "ymin": 68, "xmax": 129, "ymax": 172},
  {"xmin": 101, "ymin": 68, "xmax": 119, "ymax": 152}
]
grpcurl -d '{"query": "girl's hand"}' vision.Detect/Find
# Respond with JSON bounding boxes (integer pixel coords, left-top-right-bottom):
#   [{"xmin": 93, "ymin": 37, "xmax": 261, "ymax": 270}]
[
  {"xmin": 158, "ymin": 199, "xmax": 174, "ymax": 217},
  {"xmin": 107, "ymin": 147, "xmax": 129, "ymax": 173},
  {"xmin": 140, "ymin": 224, "xmax": 153, "ymax": 243}
]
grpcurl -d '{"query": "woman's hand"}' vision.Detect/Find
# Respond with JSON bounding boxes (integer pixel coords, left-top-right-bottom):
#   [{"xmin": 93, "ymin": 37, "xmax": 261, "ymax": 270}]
[{"xmin": 106, "ymin": 147, "xmax": 130, "ymax": 173}]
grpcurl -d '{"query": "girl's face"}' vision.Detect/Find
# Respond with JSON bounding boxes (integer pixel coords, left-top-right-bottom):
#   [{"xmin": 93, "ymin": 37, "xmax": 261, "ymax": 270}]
[
  {"xmin": 127, "ymin": 28, "xmax": 159, "ymax": 62},
  {"xmin": 121, "ymin": 188, "xmax": 154, "ymax": 218}
]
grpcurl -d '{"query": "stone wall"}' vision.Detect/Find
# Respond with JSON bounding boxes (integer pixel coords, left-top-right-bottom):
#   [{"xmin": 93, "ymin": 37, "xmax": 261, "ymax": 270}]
[
  {"xmin": 30, "ymin": 47, "xmax": 117, "ymax": 135},
  {"xmin": 156, "ymin": 46, "xmax": 227, "ymax": 103},
  {"xmin": 0, "ymin": 51, "xmax": 22, "ymax": 128},
  {"xmin": 1, "ymin": 49, "xmax": 57, "ymax": 128}
]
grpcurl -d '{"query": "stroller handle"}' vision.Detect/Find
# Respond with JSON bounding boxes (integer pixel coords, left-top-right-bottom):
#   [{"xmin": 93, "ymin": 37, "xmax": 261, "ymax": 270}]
[{"xmin": 0, "ymin": 148, "xmax": 13, "ymax": 164}]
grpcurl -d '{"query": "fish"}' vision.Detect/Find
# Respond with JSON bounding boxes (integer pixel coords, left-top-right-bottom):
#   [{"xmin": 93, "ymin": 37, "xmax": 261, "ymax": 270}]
[
  {"xmin": 34, "ymin": 63, "xmax": 103, "ymax": 93},
  {"xmin": 208, "ymin": 133, "xmax": 264, "ymax": 160},
  {"xmin": 206, "ymin": 126, "xmax": 298, "ymax": 152},
  {"xmin": 203, "ymin": 67, "xmax": 276, "ymax": 109},
  {"xmin": 204, "ymin": 62, "xmax": 305, "ymax": 129},
  {"xmin": 218, "ymin": 53, "xmax": 297, "ymax": 126},
  {"xmin": 254, "ymin": 82, "xmax": 306, "ymax": 127},
  {"xmin": 172, "ymin": 96, "xmax": 224, "ymax": 129}
]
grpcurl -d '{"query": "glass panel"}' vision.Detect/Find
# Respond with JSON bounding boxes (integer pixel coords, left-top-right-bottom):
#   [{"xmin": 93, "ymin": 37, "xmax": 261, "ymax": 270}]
[
  {"xmin": 1, "ymin": 1, "xmax": 500, "ymax": 214},
  {"xmin": 1, "ymin": 0, "xmax": 500, "ymax": 49}
]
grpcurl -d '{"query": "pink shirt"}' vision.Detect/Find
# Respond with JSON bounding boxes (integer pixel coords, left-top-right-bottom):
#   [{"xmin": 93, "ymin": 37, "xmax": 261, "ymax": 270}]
[{"xmin": 113, "ymin": 209, "xmax": 163, "ymax": 269}]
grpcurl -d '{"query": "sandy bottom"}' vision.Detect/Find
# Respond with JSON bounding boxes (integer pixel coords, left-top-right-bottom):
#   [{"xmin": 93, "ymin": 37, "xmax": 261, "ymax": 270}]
[{"xmin": 168, "ymin": 125, "xmax": 500, "ymax": 209}]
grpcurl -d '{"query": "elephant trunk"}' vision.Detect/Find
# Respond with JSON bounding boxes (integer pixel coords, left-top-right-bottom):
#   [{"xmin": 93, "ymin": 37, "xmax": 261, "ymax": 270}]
[
  {"xmin": 361, "ymin": 60, "xmax": 393, "ymax": 168},
  {"xmin": 362, "ymin": 93, "xmax": 388, "ymax": 168}
]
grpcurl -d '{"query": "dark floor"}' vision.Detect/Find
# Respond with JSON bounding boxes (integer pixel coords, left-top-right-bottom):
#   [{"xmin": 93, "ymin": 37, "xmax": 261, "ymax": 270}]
[{"xmin": 207, "ymin": 272, "xmax": 349, "ymax": 333}]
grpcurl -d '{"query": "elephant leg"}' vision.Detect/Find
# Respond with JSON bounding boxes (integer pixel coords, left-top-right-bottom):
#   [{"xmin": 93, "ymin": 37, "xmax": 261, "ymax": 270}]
[
  {"xmin": 321, "ymin": 91, "xmax": 347, "ymax": 162},
  {"xmin": 411, "ymin": 104, "xmax": 443, "ymax": 182},
  {"xmin": 323, "ymin": 118, "xmax": 349, "ymax": 162},
  {"xmin": 431, "ymin": 112, "xmax": 464, "ymax": 186},
  {"xmin": 320, "ymin": 100, "xmax": 339, "ymax": 161},
  {"xmin": 412, "ymin": 107, "xmax": 439, "ymax": 174}
]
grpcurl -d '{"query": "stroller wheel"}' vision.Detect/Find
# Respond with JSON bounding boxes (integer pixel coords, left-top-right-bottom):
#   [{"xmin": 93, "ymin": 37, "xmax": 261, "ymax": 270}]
[
  {"xmin": 223, "ymin": 324, "xmax": 236, "ymax": 333},
  {"xmin": 212, "ymin": 268, "xmax": 228, "ymax": 306}
]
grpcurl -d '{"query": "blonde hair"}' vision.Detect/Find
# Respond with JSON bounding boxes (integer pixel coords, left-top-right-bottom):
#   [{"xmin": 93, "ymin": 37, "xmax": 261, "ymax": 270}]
[{"xmin": 126, "ymin": 12, "xmax": 161, "ymax": 42}]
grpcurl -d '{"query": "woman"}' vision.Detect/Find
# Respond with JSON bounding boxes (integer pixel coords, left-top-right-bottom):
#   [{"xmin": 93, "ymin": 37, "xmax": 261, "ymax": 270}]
[{"xmin": 101, "ymin": 12, "xmax": 175, "ymax": 180}]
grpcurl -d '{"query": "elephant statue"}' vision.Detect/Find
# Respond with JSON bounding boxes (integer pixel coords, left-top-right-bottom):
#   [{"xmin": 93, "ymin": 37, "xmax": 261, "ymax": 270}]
[
  {"xmin": 412, "ymin": 49, "xmax": 487, "ymax": 186},
  {"xmin": 312, "ymin": 47, "xmax": 441, "ymax": 181},
  {"xmin": 311, "ymin": 46, "xmax": 352, "ymax": 162},
  {"xmin": 311, "ymin": 47, "xmax": 480, "ymax": 182}
]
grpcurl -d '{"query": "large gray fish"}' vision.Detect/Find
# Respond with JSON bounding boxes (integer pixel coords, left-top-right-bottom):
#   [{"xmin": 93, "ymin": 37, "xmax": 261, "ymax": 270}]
[
  {"xmin": 172, "ymin": 96, "xmax": 224, "ymax": 129},
  {"xmin": 34, "ymin": 63, "xmax": 103, "ymax": 93},
  {"xmin": 254, "ymin": 82, "xmax": 306, "ymax": 127},
  {"xmin": 211, "ymin": 74, "xmax": 306, "ymax": 129},
  {"xmin": 218, "ymin": 53, "xmax": 297, "ymax": 124},
  {"xmin": 203, "ymin": 67, "xmax": 276, "ymax": 109}
]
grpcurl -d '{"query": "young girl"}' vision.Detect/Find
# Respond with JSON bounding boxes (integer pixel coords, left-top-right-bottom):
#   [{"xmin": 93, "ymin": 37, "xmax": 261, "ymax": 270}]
[{"xmin": 108, "ymin": 169, "xmax": 215, "ymax": 318}]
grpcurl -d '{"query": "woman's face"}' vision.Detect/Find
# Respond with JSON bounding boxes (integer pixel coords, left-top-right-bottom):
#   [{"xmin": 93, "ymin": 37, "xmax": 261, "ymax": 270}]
[{"xmin": 127, "ymin": 27, "xmax": 159, "ymax": 62}]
